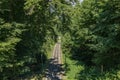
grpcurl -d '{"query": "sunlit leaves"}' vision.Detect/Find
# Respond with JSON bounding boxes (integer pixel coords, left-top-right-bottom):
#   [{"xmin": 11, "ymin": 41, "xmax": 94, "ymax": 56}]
[{"xmin": 24, "ymin": 0, "xmax": 42, "ymax": 15}]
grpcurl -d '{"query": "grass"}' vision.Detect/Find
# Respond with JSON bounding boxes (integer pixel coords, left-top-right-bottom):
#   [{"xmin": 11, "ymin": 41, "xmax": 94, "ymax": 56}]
[
  {"xmin": 62, "ymin": 54, "xmax": 84, "ymax": 80},
  {"xmin": 46, "ymin": 43, "xmax": 55, "ymax": 59}
]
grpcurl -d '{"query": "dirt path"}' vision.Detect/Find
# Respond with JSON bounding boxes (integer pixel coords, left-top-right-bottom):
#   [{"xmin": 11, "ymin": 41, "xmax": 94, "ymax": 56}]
[{"xmin": 43, "ymin": 43, "xmax": 64, "ymax": 80}]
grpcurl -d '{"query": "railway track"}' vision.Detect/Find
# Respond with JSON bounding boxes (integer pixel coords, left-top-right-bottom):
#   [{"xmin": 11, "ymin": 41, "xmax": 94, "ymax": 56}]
[{"xmin": 43, "ymin": 43, "xmax": 64, "ymax": 80}]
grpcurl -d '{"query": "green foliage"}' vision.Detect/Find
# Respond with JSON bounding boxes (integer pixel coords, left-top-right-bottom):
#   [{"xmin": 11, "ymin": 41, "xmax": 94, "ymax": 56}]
[
  {"xmin": 0, "ymin": 19, "xmax": 24, "ymax": 79},
  {"xmin": 79, "ymin": 67, "xmax": 120, "ymax": 80},
  {"xmin": 62, "ymin": 0, "xmax": 120, "ymax": 67},
  {"xmin": 0, "ymin": 0, "xmax": 120, "ymax": 79},
  {"xmin": 64, "ymin": 56, "xmax": 84, "ymax": 80},
  {"xmin": 60, "ymin": 0, "xmax": 120, "ymax": 79},
  {"xmin": 0, "ymin": 0, "xmax": 57, "ymax": 79}
]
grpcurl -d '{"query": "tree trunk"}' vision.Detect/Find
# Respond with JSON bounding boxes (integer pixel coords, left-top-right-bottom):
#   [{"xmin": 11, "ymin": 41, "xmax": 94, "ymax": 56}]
[{"xmin": 101, "ymin": 64, "xmax": 104, "ymax": 73}]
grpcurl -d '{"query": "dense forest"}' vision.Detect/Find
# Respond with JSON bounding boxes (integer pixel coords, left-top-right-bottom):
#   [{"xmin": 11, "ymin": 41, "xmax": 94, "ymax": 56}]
[{"xmin": 0, "ymin": 0, "xmax": 120, "ymax": 80}]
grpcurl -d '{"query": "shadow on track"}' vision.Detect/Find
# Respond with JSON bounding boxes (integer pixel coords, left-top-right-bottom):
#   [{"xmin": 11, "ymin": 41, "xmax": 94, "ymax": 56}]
[{"xmin": 44, "ymin": 58, "xmax": 64, "ymax": 80}]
